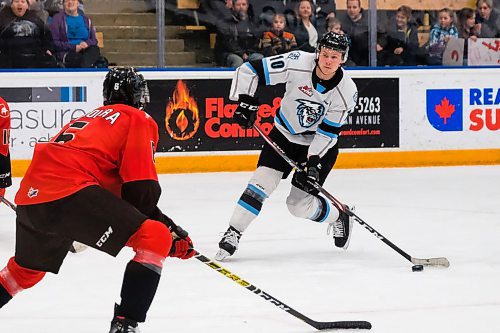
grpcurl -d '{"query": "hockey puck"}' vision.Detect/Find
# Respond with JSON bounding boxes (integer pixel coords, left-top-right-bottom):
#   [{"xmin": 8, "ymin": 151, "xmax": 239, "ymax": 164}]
[{"xmin": 412, "ymin": 265, "xmax": 424, "ymax": 272}]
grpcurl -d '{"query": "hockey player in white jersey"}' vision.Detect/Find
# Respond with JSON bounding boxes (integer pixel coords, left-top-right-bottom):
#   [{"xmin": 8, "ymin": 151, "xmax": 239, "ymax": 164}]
[{"xmin": 215, "ymin": 32, "xmax": 359, "ymax": 261}]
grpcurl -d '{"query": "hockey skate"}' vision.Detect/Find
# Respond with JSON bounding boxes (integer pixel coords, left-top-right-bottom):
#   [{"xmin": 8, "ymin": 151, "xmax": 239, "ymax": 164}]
[
  {"xmin": 328, "ymin": 205, "xmax": 354, "ymax": 250},
  {"xmin": 109, "ymin": 315, "xmax": 140, "ymax": 333},
  {"xmin": 109, "ymin": 304, "xmax": 140, "ymax": 333},
  {"xmin": 215, "ymin": 226, "xmax": 242, "ymax": 261}
]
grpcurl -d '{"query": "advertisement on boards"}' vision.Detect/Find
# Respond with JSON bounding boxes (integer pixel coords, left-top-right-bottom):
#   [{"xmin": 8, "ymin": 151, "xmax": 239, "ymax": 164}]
[
  {"xmin": 401, "ymin": 69, "xmax": 499, "ymax": 150},
  {"xmin": 147, "ymin": 77, "xmax": 400, "ymax": 153},
  {"xmin": 0, "ymin": 86, "xmax": 94, "ymax": 158},
  {"xmin": 426, "ymin": 87, "xmax": 499, "ymax": 133}
]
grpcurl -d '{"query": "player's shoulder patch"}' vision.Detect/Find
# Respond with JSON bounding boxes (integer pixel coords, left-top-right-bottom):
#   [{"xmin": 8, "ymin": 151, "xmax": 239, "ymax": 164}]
[
  {"xmin": 0, "ymin": 97, "xmax": 10, "ymax": 118},
  {"xmin": 287, "ymin": 52, "xmax": 301, "ymax": 60}
]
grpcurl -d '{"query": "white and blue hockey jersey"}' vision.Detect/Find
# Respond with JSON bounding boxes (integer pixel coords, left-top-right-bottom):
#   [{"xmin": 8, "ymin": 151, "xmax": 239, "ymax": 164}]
[{"xmin": 229, "ymin": 51, "xmax": 358, "ymax": 157}]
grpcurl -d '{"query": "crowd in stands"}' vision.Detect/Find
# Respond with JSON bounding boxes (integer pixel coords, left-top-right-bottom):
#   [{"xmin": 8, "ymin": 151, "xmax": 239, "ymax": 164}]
[
  {"xmin": 0, "ymin": 0, "xmax": 498, "ymax": 69},
  {"xmin": 196, "ymin": 0, "xmax": 500, "ymax": 67},
  {"xmin": 0, "ymin": 0, "xmax": 105, "ymax": 69}
]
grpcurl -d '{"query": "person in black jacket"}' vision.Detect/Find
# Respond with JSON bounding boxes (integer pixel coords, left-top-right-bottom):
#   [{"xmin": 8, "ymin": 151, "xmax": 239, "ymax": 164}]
[
  {"xmin": 288, "ymin": 0, "xmax": 319, "ymax": 52},
  {"xmin": 378, "ymin": 5, "xmax": 419, "ymax": 66},
  {"xmin": 0, "ymin": 0, "xmax": 57, "ymax": 68},
  {"xmin": 213, "ymin": 0, "xmax": 263, "ymax": 67},
  {"xmin": 337, "ymin": 0, "xmax": 386, "ymax": 66}
]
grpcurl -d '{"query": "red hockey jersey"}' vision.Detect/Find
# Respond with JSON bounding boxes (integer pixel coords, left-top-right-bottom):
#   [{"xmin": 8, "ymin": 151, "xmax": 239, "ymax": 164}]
[
  {"xmin": 0, "ymin": 96, "xmax": 11, "ymax": 189},
  {"xmin": 15, "ymin": 104, "xmax": 159, "ymax": 205}
]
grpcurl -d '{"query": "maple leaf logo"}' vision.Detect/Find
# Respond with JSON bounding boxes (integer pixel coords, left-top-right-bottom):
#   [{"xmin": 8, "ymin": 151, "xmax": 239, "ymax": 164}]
[{"xmin": 434, "ymin": 97, "xmax": 455, "ymax": 124}]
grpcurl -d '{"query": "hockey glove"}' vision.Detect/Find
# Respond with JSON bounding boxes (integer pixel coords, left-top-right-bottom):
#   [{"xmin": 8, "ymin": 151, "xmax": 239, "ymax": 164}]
[
  {"xmin": 159, "ymin": 213, "xmax": 195, "ymax": 260},
  {"xmin": 293, "ymin": 155, "xmax": 321, "ymax": 194},
  {"xmin": 170, "ymin": 235, "xmax": 195, "ymax": 259},
  {"xmin": 233, "ymin": 94, "xmax": 259, "ymax": 129}
]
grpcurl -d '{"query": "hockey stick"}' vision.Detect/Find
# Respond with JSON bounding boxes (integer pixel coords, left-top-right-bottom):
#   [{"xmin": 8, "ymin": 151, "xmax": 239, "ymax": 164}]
[
  {"xmin": 0, "ymin": 194, "xmax": 16, "ymax": 211},
  {"xmin": 0, "ymin": 194, "xmax": 371, "ymax": 330},
  {"xmin": 194, "ymin": 252, "xmax": 371, "ymax": 330},
  {"xmin": 254, "ymin": 125, "xmax": 450, "ymax": 268}
]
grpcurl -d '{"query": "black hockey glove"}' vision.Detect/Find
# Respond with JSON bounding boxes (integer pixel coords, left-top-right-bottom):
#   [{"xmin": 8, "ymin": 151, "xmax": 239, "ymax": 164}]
[
  {"xmin": 293, "ymin": 155, "xmax": 322, "ymax": 194},
  {"xmin": 159, "ymin": 213, "xmax": 195, "ymax": 260},
  {"xmin": 233, "ymin": 94, "xmax": 259, "ymax": 129}
]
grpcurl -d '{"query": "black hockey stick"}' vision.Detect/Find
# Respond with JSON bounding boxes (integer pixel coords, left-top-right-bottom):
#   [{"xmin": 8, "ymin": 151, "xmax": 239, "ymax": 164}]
[
  {"xmin": 0, "ymin": 194, "xmax": 16, "ymax": 211},
  {"xmin": 0, "ymin": 194, "xmax": 371, "ymax": 330},
  {"xmin": 194, "ymin": 252, "xmax": 371, "ymax": 330},
  {"xmin": 254, "ymin": 125, "xmax": 450, "ymax": 268}
]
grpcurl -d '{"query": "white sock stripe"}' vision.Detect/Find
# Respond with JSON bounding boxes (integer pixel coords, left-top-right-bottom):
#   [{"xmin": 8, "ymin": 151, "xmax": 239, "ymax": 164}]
[
  {"xmin": 133, "ymin": 249, "xmax": 166, "ymax": 271},
  {"xmin": 0, "ymin": 267, "xmax": 23, "ymax": 296}
]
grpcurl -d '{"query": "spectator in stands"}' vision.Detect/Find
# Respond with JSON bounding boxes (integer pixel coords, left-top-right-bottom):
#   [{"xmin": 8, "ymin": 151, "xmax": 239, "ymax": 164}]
[
  {"xmin": 45, "ymin": 0, "xmax": 83, "ymax": 20},
  {"xmin": 457, "ymin": 7, "xmax": 481, "ymax": 65},
  {"xmin": 248, "ymin": 0, "xmax": 288, "ymax": 29},
  {"xmin": 426, "ymin": 8, "xmax": 458, "ymax": 65},
  {"xmin": 338, "ymin": 0, "xmax": 385, "ymax": 66},
  {"xmin": 378, "ymin": 5, "xmax": 419, "ymax": 66},
  {"xmin": 49, "ymin": 0, "xmax": 101, "ymax": 68},
  {"xmin": 289, "ymin": 0, "xmax": 318, "ymax": 52},
  {"xmin": 260, "ymin": 13, "xmax": 297, "ymax": 56},
  {"xmin": 458, "ymin": 7, "xmax": 481, "ymax": 39},
  {"xmin": 285, "ymin": 0, "xmax": 336, "ymax": 18},
  {"xmin": 0, "ymin": 0, "xmax": 58, "ymax": 68},
  {"xmin": 213, "ymin": 0, "xmax": 263, "ymax": 67},
  {"xmin": 315, "ymin": 0, "xmax": 336, "ymax": 33},
  {"xmin": 326, "ymin": 16, "xmax": 343, "ymax": 34},
  {"xmin": 475, "ymin": 0, "xmax": 500, "ymax": 37},
  {"xmin": 28, "ymin": 0, "xmax": 49, "ymax": 23},
  {"xmin": 283, "ymin": 0, "xmax": 335, "ymax": 34},
  {"xmin": 325, "ymin": 17, "xmax": 359, "ymax": 66},
  {"xmin": 199, "ymin": 0, "xmax": 233, "ymax": 25}
]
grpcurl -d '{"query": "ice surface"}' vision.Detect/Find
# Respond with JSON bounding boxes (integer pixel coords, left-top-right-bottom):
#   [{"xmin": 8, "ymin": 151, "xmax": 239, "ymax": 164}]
[{"xmin": 0, "ymin": 165, "xmax": 499, "ymax": 332}]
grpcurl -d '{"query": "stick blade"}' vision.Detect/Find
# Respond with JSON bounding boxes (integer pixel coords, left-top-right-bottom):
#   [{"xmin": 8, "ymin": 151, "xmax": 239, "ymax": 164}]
[
  {"xmin": 411, "ymin": 257, "xmax": 450, "ymax": 267},
  {"xmin": 312, "ymin": 320, "xmax": 372, "ymax": 330}
]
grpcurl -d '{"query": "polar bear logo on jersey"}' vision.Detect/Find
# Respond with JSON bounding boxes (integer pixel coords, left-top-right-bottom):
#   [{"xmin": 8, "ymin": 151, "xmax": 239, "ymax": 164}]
[{"xmin": 296, "ymin": 99, "xmax": 325, "ymax": 128}]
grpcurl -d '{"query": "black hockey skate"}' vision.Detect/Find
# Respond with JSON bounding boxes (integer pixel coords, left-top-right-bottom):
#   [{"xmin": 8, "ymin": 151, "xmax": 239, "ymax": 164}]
[
  {"xmin": 328, "ymin": 205, "xmax": 354, "ymax": 250},
  {"xmin": 109, "ymin": 316, "xmax": 140, "ymax": 333},
  {"xmin": 109, "ymin": 304, "xmax": 140, "ymax": 333},
  {"xmin": 215, "ymin": 226, "xmax": 242, "ymax": 261}
]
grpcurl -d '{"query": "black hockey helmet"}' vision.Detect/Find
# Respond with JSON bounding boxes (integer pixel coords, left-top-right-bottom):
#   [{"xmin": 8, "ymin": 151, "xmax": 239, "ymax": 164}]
[
  {"xmin": 103, "ymin": 67, "xmax": 150, "ymax": 110},
  {"xmin": 316, "ymin": 32, "xmax": 350, "ymax": 62}
]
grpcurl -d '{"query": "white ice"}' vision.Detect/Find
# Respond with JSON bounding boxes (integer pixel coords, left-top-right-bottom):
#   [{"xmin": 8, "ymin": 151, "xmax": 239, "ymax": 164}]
[{"xmin": 0, "ymin": 165, "xmax": 499, "ymax": 333}]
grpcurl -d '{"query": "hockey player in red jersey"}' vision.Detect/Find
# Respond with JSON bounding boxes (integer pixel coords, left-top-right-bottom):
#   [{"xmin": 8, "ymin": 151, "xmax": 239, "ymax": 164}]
[
  {"xmin": 0, "ymin": 96, "xmax": 11, "ymax": 199},
  {"xmin": 0, "ymin": 67, "xmax": 195, "ymax": 333}
]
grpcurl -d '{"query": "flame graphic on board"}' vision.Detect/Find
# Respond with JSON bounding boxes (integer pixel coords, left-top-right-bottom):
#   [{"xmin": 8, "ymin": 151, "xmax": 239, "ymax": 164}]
[{"xmin": 165, "ymin": 80, "xmax": 200, "ymax": 140}]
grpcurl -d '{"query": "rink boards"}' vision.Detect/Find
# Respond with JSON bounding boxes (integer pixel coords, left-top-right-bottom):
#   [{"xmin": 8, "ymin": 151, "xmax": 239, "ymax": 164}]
[{"xmin": 0, "ymin": 67, "xmax": 498, "ymax": 175}]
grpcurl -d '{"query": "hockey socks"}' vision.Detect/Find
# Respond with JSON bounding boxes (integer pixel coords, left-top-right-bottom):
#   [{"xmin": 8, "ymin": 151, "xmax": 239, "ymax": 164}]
[
  {"xmin": 117, "ymin": 260, "xmax": 161, "ymax": 323},
  {"xmin": 0, "ymin": 284, "xmax": 12, "ymax": 308},
  {"xmin": 117, "ymin": 219, "xmax": 172, "ymax": 322},
  {"xmin": 311, "ymin": 196, "xmax": 332, "ymax": 223},
  {"xmin": 0, "ymin": 257, "xmax": 45, "ymax": 308}
]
